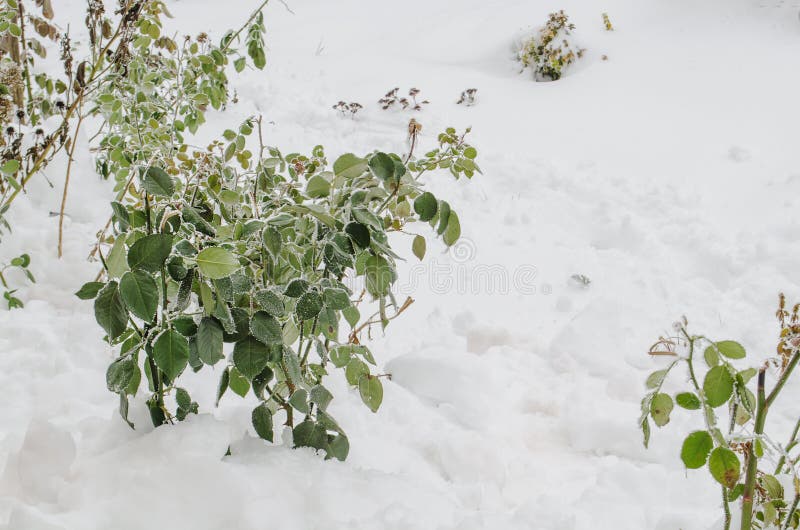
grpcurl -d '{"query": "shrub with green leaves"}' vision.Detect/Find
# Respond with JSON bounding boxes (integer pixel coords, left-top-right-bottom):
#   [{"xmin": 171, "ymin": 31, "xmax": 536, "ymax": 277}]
[
  {"xmin": 0, "ymin": 251, "xmax": 33, "ymax": 308},
  {"xmin": 640, "ymin": 300, "xmax": 800, "ymax": 530},
  {"xmin": 516, "ymin": 10, "xmax": 584, "ymax": 81},
  {"xmin": 79, "ymin": 115, "xmax": 480, "ymax": 460}
]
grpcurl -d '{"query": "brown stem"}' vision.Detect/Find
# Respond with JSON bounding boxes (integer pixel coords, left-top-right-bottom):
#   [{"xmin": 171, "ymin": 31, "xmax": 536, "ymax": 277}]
[{"xmin": 57, "ymin": 109, "xmax": 84, "ymax": 257}]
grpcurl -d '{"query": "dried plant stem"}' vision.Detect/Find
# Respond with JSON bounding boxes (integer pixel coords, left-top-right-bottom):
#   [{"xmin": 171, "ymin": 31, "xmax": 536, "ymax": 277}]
[{"xmin": 57, "ymin": 108, "xmax": 84, "ymax": 257}]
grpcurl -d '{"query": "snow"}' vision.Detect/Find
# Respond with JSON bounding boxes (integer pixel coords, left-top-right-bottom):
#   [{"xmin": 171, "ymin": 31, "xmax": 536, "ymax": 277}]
[{"xmin": 2, "ymin": 0, "xmax": 800, "ymax": 528}]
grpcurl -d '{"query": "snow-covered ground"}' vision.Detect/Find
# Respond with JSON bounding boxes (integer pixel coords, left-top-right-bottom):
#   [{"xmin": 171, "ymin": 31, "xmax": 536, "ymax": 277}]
[{"xmin": 2, "ymin": 0, "xmax": 800, "ymax": 528}]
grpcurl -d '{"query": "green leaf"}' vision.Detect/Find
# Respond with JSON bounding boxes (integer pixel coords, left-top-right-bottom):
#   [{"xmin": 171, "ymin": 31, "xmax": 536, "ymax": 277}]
[
  {"xmin": 333, "ymin": 153, "xmax": 367, "ymax": 180},
  {"xmin": 306, "ymin": 174, "xmax": 330, "ymax": 198},
  {"xmin": 254, "ymin": 289, "xmax": 285, "ymax": 317},
  {"xmin": 94, "ymin": 281, "xmax": 128, "ymax": 341},
  {"xmin": 262, "ymin": 226, "xmax": 282, "ymax": 257},
  {"xmin": 182, "ymin": 206, "xmax": 216, "ymax": 236},
  {"xmin": 228, "ymin": 367, "xmax": 250, "ymax": 397},
  {"xmin": 436, "ymin": 201, "xmax": 451, "ymax": 235},
  {"xmin": 442, "ymin": 210, "xmax": 461, "ymax": 246},
  {"xmin": 284, "ymin": 279, "xmax": 309, "ymax": 297},
  {"xmin": 645, "ymin": 369, "xmax": 668, "ymax": 389},
  {"xmin": 216, "ymin": 367, "xmax": 229, "ymax": 406},
  {"xmin": 704, "ymin": 346, "xmax": 720, "ymax": 367},
  {"xmin": 127, "ymin": 233, "xmax": 173, "ymax": 273},
  {"xmin": 119, "ymin": 270, "xmax": 159, "ymax": 323},
  {"xmin": 141, "ymin": 166, "xmax": 175, "ymax": 196},
  {"xmin": 252, "ymin": 403, "xmax": 274, "ymax": 442},
  {"xmin": 330, "ymin": 345, "xmax": 352, "ymax": 368},
  {"xmin": 413, "ymin": 192, "xmax": 438, "ymax": 222},
  {"xmin": 196, "ymin": 247, "xmax": 240, "ymax": 279},
  {"xmin": 1, "ymin": 159, "xmax": 20, "ymax": 174},
  {"xmin": 323, "ymin": 288, "xmax": 350, "ymax": 310},
  {"xmin": 358, "ymin": 375, "xmax": 383, "ymax": 412},
  {"xmin": 343, "ymin": 306, "xmax": 359, "ymax": 328},
  {"xmin": 412, "ymin": 235, "xmax": 426, "ymax": 260},
  {"xmin": 310, "ymin": 384, "xmax": 333, "ymax": 411},
  {"xmin": 713, "ymin": 341, "xmax": 746, "ymax": 360},
  {"xmin": 763, "ymin": 474, "xmax": 783, "ymax": 500},
  {"xmin": 368, "ymin": 152, "xmax": 395, "ymax": 181},
  {"xmin": 649, "ymin": 393, "xmax": 673, "ymax": 427},
  {"xmin": 152, "ymin": 330, "xmax": 189, "ymax": 381},
  {"xmin": 283, "ymin": 348, "xmax": 303, "ymax": 385},
  {"xmin": 233, "ymin": 336, "xmax": 269, "ymax": 379},
  {"xmin": 681, "ymin": 431, "xmax": 713, "ymax": 469},
  {"xmin": 76, "ymin": 281, "xmax": 104, "ymax": 300},
  {"xmin": 704, "ymin": 365, "xmax": 734, "ymax": 408},
  {"xmin": 289, "ymin": 389, "xmax": 309, "ymax": 413},
  {"xmin": 675, "ymin": 392, "xmax": 701, "ymax": 410},
  {"xmin": 708, "ymin": 447, "xmax": 741, "ymax": 489},
  {"xmin": 250, "ymin": 311, "xmax": 282, "ymax": 344},
  {"xmin": 293, "ymin": 420, "xmax": 328, "ymax": 450},
  {"xmin": 197, "ymin": 317, "xmax": 224, "ymax": 365},
  {"xmin": 345, "ymin": 358, "xmax": 368, "ymax": 385},
  {"xmin": 296, "ymin": 290, "xmax": 323, "ymax": 320},
  {"xmin": 326, "ymin": 434, "xmax": 349, "ymax": 461},
  {"xmin": 106, "ymin": 237, "xmax": 130, "ymax": 279},
  {"xmin": 176, "ymin": 388, "xmax": 192, "ymax": 410},
  {"xmin": 345, "ymin": 222, "xmax": 370, "ymax": 249},
  {"xmin": 106, "ymin": 357, "xmax": 136, "ymax": 393},
  {"xmin": 365, "ymin": 255, "xmax": 393, "ymax": 297}
]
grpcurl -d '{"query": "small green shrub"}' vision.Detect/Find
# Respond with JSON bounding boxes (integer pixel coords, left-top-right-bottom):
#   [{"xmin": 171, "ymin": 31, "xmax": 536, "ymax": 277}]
[
  {"xmin": 516, "ymin": 11, "xmax": 584, "ymax": 81},
  {"xmin": 0, "ymin": 251, "xmax": 33, "ymax": 308},
  {"xmin": 80, "ymin": 102, "xmax": 480, "ymax": 458},
  {"xmin": 640, "ymin": 297, "xmax": 800, "ymax": 530}
]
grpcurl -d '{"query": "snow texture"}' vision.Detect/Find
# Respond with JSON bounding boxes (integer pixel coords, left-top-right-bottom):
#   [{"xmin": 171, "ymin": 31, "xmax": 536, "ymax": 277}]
[{"xmin": 2, "ymin": 0, "xmax": 800, "ymax": 528}]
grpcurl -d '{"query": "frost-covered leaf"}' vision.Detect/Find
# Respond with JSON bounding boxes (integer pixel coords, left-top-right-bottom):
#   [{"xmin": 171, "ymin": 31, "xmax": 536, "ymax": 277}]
[
  {"xmin": 233, "ymin": 336, "xmax": 270, "ymax": 379},
  {"xmin": 197, "ymin": 317, "xmax": 224, "ymax": 365},
  {"xmin": 94, "ymin": 281, "xmax": 128, "ymax": 341},
  {"xmin": 153, "ymin": 329, "xmax": 189, "ymax": 381},
  {"xmin": 127, "ymin": 233, "xmax": 173, "ymax": 273},
  {"xmin": 119, "ymin": 270, "xmax": 158, "ymax": 323},
  {"xmin": 252, "ymin": 403, "xmax": 274, "ymax": 442},
  {"xmin": 196, "ymin": 247, "xmax": 240, "ymax": 279}
]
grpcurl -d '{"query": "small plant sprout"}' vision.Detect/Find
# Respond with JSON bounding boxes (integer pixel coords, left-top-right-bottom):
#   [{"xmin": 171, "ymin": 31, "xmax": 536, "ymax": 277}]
[
  {"xmin": 456, "ymin": 88, "xmax": 477, "ymax": 106},
  {"xmin": 332, "ymin": 101, "xmax": 363, "ymax": 118},
  {"xmin": 379, "ymin": 87, "xmax": 429, "ymax": 111},
  {"xmin": 0, "ymin": 253, "xmax": 34, "ymax": 309},
  {"xmin": 640, "ymin": 297, "xmax": 800, "ymax": 530},
  {"xmin": 516, "ymin": 11, "xmax": 585, "ymax": 81},
  {"xmin": 602, "ymin": 13, "xmax": 614, "ymax": 31}
]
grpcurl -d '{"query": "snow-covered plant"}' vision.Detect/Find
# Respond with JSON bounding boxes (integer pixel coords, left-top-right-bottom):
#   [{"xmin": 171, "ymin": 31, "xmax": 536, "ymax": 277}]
[
  {"xmin": 457, "ymin": 88, "xmax": 477, "ymax": 106},
  {"xmin": 640, "ymin": 298, "xmax": 800, "ymax": 530},
  {"xmin": 332, "ymin": 101, "xmax": 362, "ymax": 118},
  {"xmin": 78, "ymin": 113, "xmax": 480, "ymax": 459},
  {"xmin": 0, "ymin": 251, "xmax": 32, "ymax": 308},
  {"xmin": 516, "ymin": 11, "xmax": 584, "ymax": 81},
  {"xmin": 602, "ymin": 13, "xmax": 614, "ymax": 31},
  {"xmin": 379, "ymin": 87, "xmax": 428, "ymax": 111}
]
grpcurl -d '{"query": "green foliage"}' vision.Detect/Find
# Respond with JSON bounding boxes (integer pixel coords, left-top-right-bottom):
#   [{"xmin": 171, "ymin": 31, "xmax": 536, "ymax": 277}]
[
  {"xmin": 81, "ymin": 99, "xmax": 479, "ymax": 459},
  {"xmin": 516, "ymin": 11, "xmax": 585, "ymax": 81},
  {"xmin": 640, "ymin": 305, "xmax": 800, "ymax": 530},
  {"xmin": 0, "ymin": 252, "xmax": 34, "ymax": 308}
]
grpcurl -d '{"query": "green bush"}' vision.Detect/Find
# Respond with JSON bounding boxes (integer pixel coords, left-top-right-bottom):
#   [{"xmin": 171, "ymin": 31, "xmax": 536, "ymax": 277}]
[
  {"xmin": 640, "ymin": 298, "xmax": 800, "ymax": 530},
  {"xmin": 516, "ymin": 11, "xmax": 584, "ymax": 81}
]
